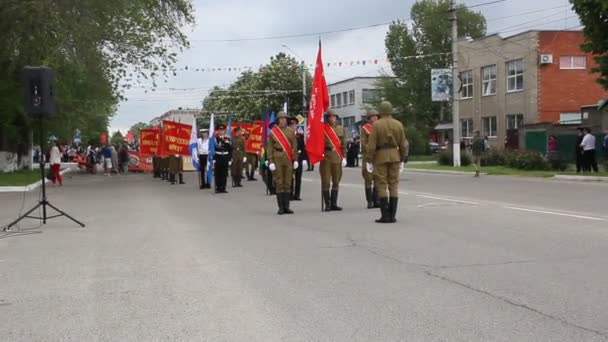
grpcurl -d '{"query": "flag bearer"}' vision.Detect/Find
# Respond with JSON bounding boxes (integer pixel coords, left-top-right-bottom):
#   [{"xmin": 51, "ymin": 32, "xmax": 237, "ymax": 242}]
[
  {"xmin": 267, "ymin": 111, "xmax": 298, "ymax": 215},
  {"xmin": 231, "ymin": 126, "xmax": 246, "ymax": 187},
  {"xmin": 288, "ymin": 117, "xmax": 307, "ymax": 201},
  {"xmin": 361, "ymin": 109, "xmax": 380, "ymax": 209},
  {"xmin": 320, "ymin": 109, "xmax": 347, "ymax": 211},
  {"xmin": 213, "ymin": 124, "xmax": 232, "ymax": 193}
]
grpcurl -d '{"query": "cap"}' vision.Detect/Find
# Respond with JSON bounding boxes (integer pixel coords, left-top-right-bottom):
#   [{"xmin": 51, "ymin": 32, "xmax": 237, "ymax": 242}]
[
  {"xmin": 367, "ymin": 109, "xmax": 379, "ymax": 118},
  {"xmin": 233, "ymin": 126, "xmax": 241, "ymax": 132},
  {"xmin": 216, "ymin": 124, "xmax": 226, "ymax": 130},
  {"xmin": 199, "ymin": 128, "xmax": 209, "ymax": 132},
  {"xmin": 378, "ymin": 101, "xmax": 394, "ymax": 116},
  {"xmin": 276, "ymin": 111, "xmax": 288, "ymax": 119},
  {"xmin": 288, "ymin": 116, "xmax": 298, "ymax": 125},
  {"xmin": 326, "ymin": 109, "xmax": 339, "ymax": 118}
]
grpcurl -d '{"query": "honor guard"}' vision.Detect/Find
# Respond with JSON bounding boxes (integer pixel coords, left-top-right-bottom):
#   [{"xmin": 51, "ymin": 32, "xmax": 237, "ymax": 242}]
[
  {"xmin": 244, "ymin": 131, "xmax": 258, "ymax": 181},
  {"xmin": 366, "ymin": 101, "xmax": 409, "ymax": 223},
  {"xmin": 263, "ymin": 122, "xmax": 277, "ymax": 195},
  {"xmin": 288, "ymin": 117, "xmax": 307, "ymax": 201},
  {"xmin": 320, "ymin": 109, "xmax": 347, "ymax": 211},
  {"xmin": 213, "ymin": 124, "xmax": 232, "ymax": 193},
  {"xmin": 361, "ymin": 109, "xmax": 380, "ymax": 209},
  {"xmin": 197, "ymin": 128, "xmax": 211, "ymax": 189},
  {"xmin": 152, "ymin": 154, "xmax": 161, "ymax": 178},
  {"xmin": 230, "ymin": 126, "xmax": 246, "ymax": 187},
  {"xmin": 267, "ymin": 112, "xmax": 298, "ymax": 215}
]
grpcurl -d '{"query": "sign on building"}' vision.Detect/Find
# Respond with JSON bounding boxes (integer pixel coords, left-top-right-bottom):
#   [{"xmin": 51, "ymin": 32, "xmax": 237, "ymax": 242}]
[{"xmin": 431, "ymin": 69, "xmax": 452, "ymax": 102}]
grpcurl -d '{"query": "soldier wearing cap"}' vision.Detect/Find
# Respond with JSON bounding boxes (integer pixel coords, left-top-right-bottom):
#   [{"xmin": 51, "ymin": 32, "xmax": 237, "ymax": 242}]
[
  {"xmin": 244, "ymin": 130, "xmax": 258, "ymax": 181},
  {"xmin": 152, "ymin": 154, "xmax": 160, "ymax": 179},
  {"xmin": 288, "ymin": 116, "xmax": 307, "ymax": 200},
  {"xmin": 197, "ymin": 128, "xmax": 210, "ymax": 189},
  {"xmin": 365, "ymin": 101, "xmax": 409, "ymax": 223},
  {"xmin": 320, "ymin": 109, "xmax": 347, "ymax": 211},
  {"xmin": 267, "ymin": 111, "xmax": 298, "ymax": 214},
  {"xmin": 263, "ymin": 121, "xmax": 277, "ymax": 195},
  {"xmin": 230, "ymin": 126, "xmax": 246, "ymax": 187},
  {"xmin": 213, "ymin": 124, "xmax": 232, "ymax": 193},
  {"xmin": 361, "ymin": 109, "xmax": 380, "ymax": 209}
]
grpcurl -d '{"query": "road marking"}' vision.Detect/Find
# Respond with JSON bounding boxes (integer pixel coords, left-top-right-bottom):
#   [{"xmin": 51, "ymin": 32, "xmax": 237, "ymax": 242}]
[
  {"xmin": 416, "ymin": 195, "xmax": 480, "ymax": 206},
  {"xmin": 503, "ymin": 206, "xmax": 606, "ymax": 221}
]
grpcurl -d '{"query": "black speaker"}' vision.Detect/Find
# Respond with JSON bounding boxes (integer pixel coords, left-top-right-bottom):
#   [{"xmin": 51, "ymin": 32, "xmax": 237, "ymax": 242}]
[{"xmin": 23, "ymin": 66, "xmax": 56, "ymax": 116}]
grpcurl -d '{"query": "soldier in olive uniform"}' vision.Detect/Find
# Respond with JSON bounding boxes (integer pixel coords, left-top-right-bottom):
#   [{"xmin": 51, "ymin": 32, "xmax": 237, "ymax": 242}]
[
  {"xmin": 168, "ymin": 154, "xmax": 179, "ymax": 185},
  {"xmin": 320, "ymin": 109, "xmax": 347, "ymax": 211},
  {"xmin": 267, "ymin": 112, "xmax": 298, "ymax": 215},
  {"xmin": 152, "ymin": 155, "xmax": 160, "ymax": 178},
  {"xmin": 360, "ymin": 109, "xmax": 380, "ymax": 209},
  {"xmin": 366, "ymin": 101, "xmax": 409, "ymax": 223},
  {"xmin": 162, "ymin": 156, "xmax": 169, "ymax": 181},
  {"xmin": 231, "ymin": 126, "xmax": 246, "ymax": 187},
  {"xmin": 288, "ymin": 117, "xmax": 307, "ymax": 201},
  {"xmin": 244, "ymin": 131, "xmax": 258, "ymax": 181},
  {"xmin": 263, "ymin": 122, "xmax": 277, "ymax": 195},
  {"xmin": 213, "ymin": 124, "xmax": 232, "ymax": 193}
]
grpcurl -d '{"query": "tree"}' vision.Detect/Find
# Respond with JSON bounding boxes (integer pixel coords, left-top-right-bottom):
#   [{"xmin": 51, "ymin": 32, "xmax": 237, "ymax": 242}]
[
  {"xmin": 381, "ymin": 0, "xmax": 486, "ymax": 129},
  {"xmin": 111, "ymin": 131, "xmax": 124, "ymax": 146},
  {"xmin": 128, "ymin": 122, "xmax": 150, "ymax": 142},
  {"xmin": 570, "ymin": 0, "xmax": 608, "ymax": 89},
  {"xmin": 203, "ymin": 53, "xmax": 312, "ymax": 121}
]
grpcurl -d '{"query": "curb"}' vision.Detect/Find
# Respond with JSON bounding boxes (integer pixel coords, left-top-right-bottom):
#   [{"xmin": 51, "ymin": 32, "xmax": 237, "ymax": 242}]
[
  {"xmin": 0, "ymin": 168, "xmax": 73, "ymax": 193},
  {"xmin": 553, "ymin": 174, "xmax": 608, "ymax": 182},
  {"xmin": 405, "ymin": 168, "xmax": 486, "ymax": 176}
]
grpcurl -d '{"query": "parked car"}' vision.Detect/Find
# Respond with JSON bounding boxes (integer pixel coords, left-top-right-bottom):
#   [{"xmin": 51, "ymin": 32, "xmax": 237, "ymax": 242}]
[{"xmin": 429, "ymin": 141, "xmax": 441, "ymax": 154}]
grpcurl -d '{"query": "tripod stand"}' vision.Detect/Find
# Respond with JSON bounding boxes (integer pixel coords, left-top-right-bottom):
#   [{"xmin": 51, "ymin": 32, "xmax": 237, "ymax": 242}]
[{"xmin": 3, "ymin": 120, "xmax": 85, "ymax": 232}]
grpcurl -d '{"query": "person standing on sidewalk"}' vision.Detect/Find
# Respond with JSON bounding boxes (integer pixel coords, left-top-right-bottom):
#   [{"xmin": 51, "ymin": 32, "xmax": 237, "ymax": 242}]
[
  {"xmin": 575, "ymin": 128, "xmax": 584, "ymax": 173},
  {"xmin": 471, "ymin": 131, "xmax": 485, "ymax": 177},
  {"xmin": 197, "ymin": 129, "xmax": 210, "ymax": 189},
  {"xmin": 580, "ymin": 128, "xmax": 598, "ymax": 173},
  {"xmin": 102, "ymin": 144, "xmax": 113, "ymax": 176},
  {"xmin": 361, "ymin": 109, "xmax": 380, "ymax": 209},
  {"xmin": 49, "ymin": 142, "xmax": 63, "ymax": 186},
  {"xmin": 118, "ymin": 144, "xmax": 130, "ymax": 174}
]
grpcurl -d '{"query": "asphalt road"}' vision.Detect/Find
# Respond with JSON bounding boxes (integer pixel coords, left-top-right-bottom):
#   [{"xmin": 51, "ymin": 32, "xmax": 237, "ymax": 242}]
[{"xmin": 1, "ymin": 168, "xmax": 607, "ymax": 341}]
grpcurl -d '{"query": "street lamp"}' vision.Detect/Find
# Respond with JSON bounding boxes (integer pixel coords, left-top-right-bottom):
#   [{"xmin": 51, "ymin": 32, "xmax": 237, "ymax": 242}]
[{"xmin": 281, "ymin": 44, "xmax": 307, "ymax": 117}]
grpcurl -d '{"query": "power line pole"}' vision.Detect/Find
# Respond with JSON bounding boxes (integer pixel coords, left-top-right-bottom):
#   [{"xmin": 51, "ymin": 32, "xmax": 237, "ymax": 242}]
[
  {"xmin": 450, "ymin": 0, "xmax": 461, "ymax": 166},
  {"xmin": 301, "ymin": 61, "xmax": 307, "ymax": 116}
]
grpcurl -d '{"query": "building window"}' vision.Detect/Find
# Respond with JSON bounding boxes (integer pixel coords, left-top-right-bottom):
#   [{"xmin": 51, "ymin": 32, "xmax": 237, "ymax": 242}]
[
  {"xmin": 349, "ymin": 90, "xmax": 355, "ymax": 105},
  {"xmin": 330, "ymin": 94, "xmax": 336, "ymax": 108},
  {"xmin": 560, "ymin": 56, "xmax": 587, "ymax": 70},
  {"xmin": 481, "ymin": 65, "xmax": 497, "ymax": 96},
  {"xmin": 506, "ymin": 114, "xmax": 524, "ymax": 129},
  {"xmin": 559, "ymin": 112, "xmax": 582, "ymax": 124},
  {"xmin": 481, "ymin": 116, "xmax": 497, "ymax": 137},
  {"xmin": 460, "ymin": 70, "xmax": 473, "ymax": 99},
  {"xmin": 362, "ymin": 88, "xmax": 380, "ymax": 104},
  {"xmin": 460, "ymin": 119, "xmax": 473, "ymax": 138},
  {"xmin": 336, "ymin": 93, "xmax": 342, "ymax": 107},
  {"xmin": 507, "ymin": 59, "xmax": 524, "ymax": 92},
  {"xmin": 342, "ymin": 116, "xmax": 355, "ymax": 131},
  {"xmin": 342, "ymin": 91, "xmax": 348, "ymax": 106}
]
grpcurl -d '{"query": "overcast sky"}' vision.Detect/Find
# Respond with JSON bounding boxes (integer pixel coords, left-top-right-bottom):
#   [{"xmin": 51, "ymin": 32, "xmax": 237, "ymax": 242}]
[{"xmin": 110, "ymin": 0, "xmax": 578, "ymax": 133}]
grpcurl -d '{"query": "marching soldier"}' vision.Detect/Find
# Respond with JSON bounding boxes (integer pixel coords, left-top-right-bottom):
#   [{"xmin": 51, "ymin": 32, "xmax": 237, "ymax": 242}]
[
  {"xmin": 320, "ymin": 109, "xmax": 347, "ymax": 211},
  {"xmin": 168, "ymin": 154, "xmax": 179, "ymax": 185},
  {"xmin": 267, "ymin": 111, "xmax": 298, "ymax": 215},
  {"xmin": 197, "ymin": 129, "xmax": 210, "ymax": 189},
  {"xmin": 213, "ymin": 124, "xmax": 232, "ymax": 193},
  {"xmin": 288, "ymin": 117, "xmax": 307, "ymax": 201},
  {"xmin": 231, "ymin": 126, "xmax": 246, "ymax": 187},
  {"xmin": 152, "ymin": 154, "xmax": 160, "ymax": 178},
  {"xmin": 244, "ymin": 131, "xmax": 258, "ymax": 181},
  {"xmin": 366, "ymin": 101, "xmax": 409, "ymax": 223},
  {"xmin": 177, "ymin": 155, "xmax": 185, "ymax": 185},
  {"xmin": 263, "ymin": 122, "xmax": 277, "ymax": 195},
  {"xmin": 361, "ymin": 109, "xmax": 380, "ymax": 209},
  {"xmin": 162, "ymin": 156, "xmax": 169, "ymax": 182}
]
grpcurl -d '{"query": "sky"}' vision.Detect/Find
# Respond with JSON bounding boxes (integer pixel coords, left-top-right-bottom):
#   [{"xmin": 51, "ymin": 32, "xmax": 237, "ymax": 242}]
[{"xmin": 110, "ymin": 0, "xmax": 578, "ymax": 133}]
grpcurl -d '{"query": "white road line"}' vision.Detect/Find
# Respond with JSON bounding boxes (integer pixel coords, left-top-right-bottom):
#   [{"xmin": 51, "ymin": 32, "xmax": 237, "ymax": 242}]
[
  {"xmin": 503, "ymin": 206, "xmax": 606, "ymax": 221},
  {"xmin": 416, "ymin": 195, "xmax": 480, "ymax": 206}
]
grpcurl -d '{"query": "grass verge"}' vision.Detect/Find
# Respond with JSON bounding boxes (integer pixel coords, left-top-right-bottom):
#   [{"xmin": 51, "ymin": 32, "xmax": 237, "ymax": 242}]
[
  {"xmin": 0, "ymin": 169, "xmax": 43, "ymax": 186},
  {"xmin": 407, "ymin": 163, "xmax": 608, "ymax": 178}
]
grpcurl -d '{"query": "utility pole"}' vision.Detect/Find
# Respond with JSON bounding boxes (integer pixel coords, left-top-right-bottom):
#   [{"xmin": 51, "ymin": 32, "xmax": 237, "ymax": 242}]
[
  {"xmin": 450, "ymin": 0, "xmax": 461, "ymax": 166},
  {"xmin": 301, "ymin": 61, "xmax": 307, "ymax": 117}
]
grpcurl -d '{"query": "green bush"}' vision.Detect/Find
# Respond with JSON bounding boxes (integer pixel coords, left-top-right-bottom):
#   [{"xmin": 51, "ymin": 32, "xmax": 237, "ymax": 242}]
[
  {"xmin": 406, "ymin": 126, "xmax": 430, "ymax": 155},
  {"xmin": 481, "ymin": 149, "xmax": 505, "ymax": 166},
  {"xmin": 479, "ymin": 149, "xmax": 550, "ymax": 170},
  {"xmin": 437, "ymin": 151, "xmax": 471, "ymax": 166}
]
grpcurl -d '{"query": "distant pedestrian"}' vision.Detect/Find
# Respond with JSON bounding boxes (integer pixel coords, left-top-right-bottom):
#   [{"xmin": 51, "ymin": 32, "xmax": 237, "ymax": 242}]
[
  {"xmin": 111, "ymin": 145, "xmax": 119, "ymax": 175},
  {"xmin": 118, "ymin": 144, "xmax": 130, "ymax": 174},
  {"xmin": 547, "ymin": 135, "xmax": 561, "ymax": 170},
  {"xmin": 603, "ymin": 131, "xmax": 608, "ymax": 159},
  {"xmin": 575, "ymin": 128, "xmax": 584, "ymax": 173},
  {"xmin": 102, "ymin": 144, "xmax": 113, "ymax": 176},
  {"xmin": 483, "ymin": 136, "xmax": 491, "ymax": 151},
  {"xmin": 580, "ymin": 128, "xmax": 598, "ymax": 173},
  {"xmin": 471, "ymin": 131, "xmax": 485, "ymax": 177},
  {"xmin": 49, "ymin": 142, "xmax": 63, "ymax": 186}
]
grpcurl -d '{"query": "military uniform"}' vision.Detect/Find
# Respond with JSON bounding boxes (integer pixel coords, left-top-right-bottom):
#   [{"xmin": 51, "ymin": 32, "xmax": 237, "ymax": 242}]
[
  {"xmin": 168, "ymin": 154, "xmax": 185, "ymax": 185},
  {"xmin": 152, "ymin": 155, "xmax": 160, "ymax": 178},
  {"xmin": 292, "ymin": 126, "xmax": 307, "ymax": 201},
  {"xmin": 361, "ymin": 109, "xmax": 380, "ymax": 209},
  {"xmin": 243, "ymin": 131, "xmax": 258, "ymax": 181},
  {"xmin": 213, "ymin": 127, "xmax": 232, "ymax": 193},
  {"xmin": 263, "ymin": 123, "xmax": 277, "ymax": 195},
  {"xmin": 366, "ymin": 101, "xmax": 409, "ymax": 223},
  {"xmin": 320, "ymin": 109, "xmax": 347, "ymax": 211},
  {"xmin": 267, "ymin": 112, "xmax": 298, "ymax": 215},
  {"xmin": 231, "ymin": 128, "xmax": 246, "ymax": 187}
]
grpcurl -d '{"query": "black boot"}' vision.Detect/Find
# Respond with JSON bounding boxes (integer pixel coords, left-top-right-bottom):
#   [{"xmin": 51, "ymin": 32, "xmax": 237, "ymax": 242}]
[
  {"xmin": 372, "ymin": 188, "xmax": 380, "ymax": 208},
  {"xmin": 375, "ymin": 198, "xmax": 392, "ymax": 223},
  {"xmin": 161, "ymin": 171, "xmax": 165, "ymax": 180},
  {"xmin": 170, "ymin": 173, "xmax": 176, "ymax": 185},
  {"xmin": 179, "ymin": 173, "xmax": 185, "ymax": 184},
  {"xmin": 365, "ymin": 188, "xmax": 374, "ymax": 209},
  {"xmin": 323, "ymin": 190, "xmax": 332, "ymax": 212},
  {"xmin": 276, "ymin": 193, "xmax": 285, "ymax": 215},
  {"xmin": 330, "ymin": 190, "xmax": 342, "ymax": 211},
  {"xmin": 283, "ymin": 193, "xmax": 294, "ymax": 214},
  {"xmin": 389, "ymin": 197, "xmax": 399, "ymax": 223}
]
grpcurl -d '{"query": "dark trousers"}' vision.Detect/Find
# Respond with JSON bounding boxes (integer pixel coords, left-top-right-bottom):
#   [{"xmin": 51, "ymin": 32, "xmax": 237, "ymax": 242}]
[
  {"xmin": 198, "ymin": 154, "xmax": 208, "ymax": 187},
  {"xmin": 576, "ymin": 150, "xmax": 583, "ymax": 173},
  {"xmin": 292, "ymin": 164, "xmax": 303, "ymax": 198},
  {"xmin": 215, "ymin": 160, "xmax": 229, "ymax": 190},
  {"xmin": 583, "ymin": 149, "xmax": 598, "ymax": 172}
]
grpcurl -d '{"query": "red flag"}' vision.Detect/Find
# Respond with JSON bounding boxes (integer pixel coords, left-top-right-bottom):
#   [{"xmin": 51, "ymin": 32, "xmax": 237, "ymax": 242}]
[
  {"xmin": 305, "ymin": 41, "xmax": 329, "ymax": 164},
  {"xmin": 100, "ymin": 132, "xmax": 107, "ymax": 144}
]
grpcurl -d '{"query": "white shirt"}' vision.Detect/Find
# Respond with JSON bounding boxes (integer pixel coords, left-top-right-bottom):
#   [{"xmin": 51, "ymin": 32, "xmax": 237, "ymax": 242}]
[
  {"xmin": 580, "ymin": 133, "xmax": 596, "ymax": 151},
  {"xmin": 197, "ymin": 137, "xmax": 209, "ymax": 155},
  {"xmin": 49, "ymin": 146, "xmax": 61, "ymax": 164}
]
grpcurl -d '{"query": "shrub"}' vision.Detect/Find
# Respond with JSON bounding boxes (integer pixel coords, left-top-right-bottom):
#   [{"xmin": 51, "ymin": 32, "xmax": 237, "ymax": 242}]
[
  {"xmin": 481, "ymin": 149, "xmax": 504, "ymax": 166},
  {"xmin": 460, "ymin": 153, "xmax": 472, "ymax": 166},
  {"xmin": 437, "ymin": 151, "xmax": 471, "ymax": 167},
  {"xmin": 603, "ymin": 160, "xmax": 608, "ymax": 172},
  {"xmin": 406, "ymin": 126, "xmax": 430, "ymax": 155}
]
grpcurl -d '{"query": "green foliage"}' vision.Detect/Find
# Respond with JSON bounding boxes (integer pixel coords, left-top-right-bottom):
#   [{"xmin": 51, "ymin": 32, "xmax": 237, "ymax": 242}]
[
  {"xmin": 406, "ymin": 126, "xmax": 430, "ymax": 155},
  {"xmin": 381, "ymin": 0, "xmax": 486, "ymax": 128},
  {"xmin": 203, "ymin": 53, "xmax": 312, "ymax": 121},
  {"xmin": 570, "ymin": 0, "xmax": 608, "ymax": 89},
  {"xmin": 111, "ymin": 131, "xmax": 124, "ymax": 146},
  {"xmin": 128, "ymin": 122, "xmax": 150, "ymax": 142},
  {"xmin": 481, "ymin": 150, "xmax": 549, "ymax": 170},
  {"xmin": 437, "ymin": 151, "xmax": 471, "ymax": 166}
]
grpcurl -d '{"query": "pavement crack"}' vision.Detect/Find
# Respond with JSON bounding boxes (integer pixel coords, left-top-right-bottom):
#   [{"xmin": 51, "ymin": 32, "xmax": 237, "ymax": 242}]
[{"xmin": 424, "ymin": 270, "xmax": 608, "ymax": 340}]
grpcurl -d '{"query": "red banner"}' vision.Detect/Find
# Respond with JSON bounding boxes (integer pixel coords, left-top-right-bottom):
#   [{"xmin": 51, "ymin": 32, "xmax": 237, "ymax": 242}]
[
  {"xmin": 139, "ymin": 128, "xmax": 160, "ymax": 156},
  {"xmin": 160, "ymin": 120, "xmax": 192, "ymax": 156},
  {"xmin": 246, "ymin": 120, "xmax": 264, "ymax": 153},
  {"xmin": 232, "ymin": 122, "xmax": 252, "ymax": 135},
  {"xmin": 127, "ymin": 151, "xmax": 153, "ymax": 172},
  {"xmin": 306, "ymin": 41, "xmax": 329, "ymax": 164}
]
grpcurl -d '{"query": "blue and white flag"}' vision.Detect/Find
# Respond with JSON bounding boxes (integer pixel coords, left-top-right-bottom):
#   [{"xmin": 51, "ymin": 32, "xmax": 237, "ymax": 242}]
[
  {"xmin": 268, "ymin": 112, "xmax": 276, "ymax": 134},
  {"xmin": 189, "ymin": 117, "xmax": 199, "ymax": 171},
  {"xmin": 206, "ymin": 114, "xmax": 215, "ymax": 185},
  {"xmin": 226, "ymin": 116, "xmax": 232, "ymax": 138}
]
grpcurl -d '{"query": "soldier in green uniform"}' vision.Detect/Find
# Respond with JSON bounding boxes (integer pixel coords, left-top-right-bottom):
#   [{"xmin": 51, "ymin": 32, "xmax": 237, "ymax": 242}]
[
  {"xmin": 320, "ymin": 109, "xmax": 347, "ymax": 211},
  {"xmin": 244, "ymin": 131, "xmax": 258, "ymax": 181},
  {"xmin": 267, "ymin": 111, "xmax": 298, "ymax": 215},
  {"xmin": 161, "ymin": 156, "xmax": 169, "ymax": 181},
  {"xmin": 152, "ymin": 155, "xmax": 160, "ymax": 178},
  {"xmin": 168, "ymin": 154, "xmax": 178, "ymax": 184},
  {"xmin": 177, "ymin": 155, "xmax": 185, "ymax": 184},
  {"xmin": 366, "ymin": 101, "xmax": 409, "ymax": 223},
  {"xmin": 231, "ymin": 126, "xmax": 246, "ymax": 187},
  {"xmin": 360, "ymin": 109, "xmax": 380, "ymax": 209}
]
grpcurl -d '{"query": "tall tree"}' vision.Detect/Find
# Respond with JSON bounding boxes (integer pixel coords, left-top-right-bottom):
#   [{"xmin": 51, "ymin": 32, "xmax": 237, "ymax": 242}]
[
  {"xmin": 128, "ymin": 122, "xmax": 151, "ymax": 142},
  {"xmin": 111, "ymin": 131, "xmax": 124, "ymax": 146},
  {"xmin": 381, "ymin": 0, "xmax": 486, "ymax": 128},
  {"xmin": 570, "ymin": 0, "xmax": 608, "ymax": 90}
]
